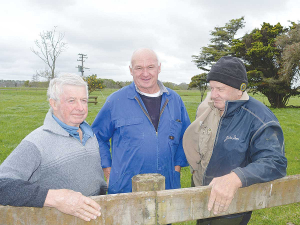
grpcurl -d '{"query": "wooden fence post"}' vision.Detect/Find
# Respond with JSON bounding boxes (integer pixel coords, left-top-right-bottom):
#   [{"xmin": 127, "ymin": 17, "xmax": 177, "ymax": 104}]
[
  {"xmin": 131, "ymin": 173, "xmax": 166, "ymax": 225},
  {"xmin": 132, "ymin": 173, "xmax": 165, "ymax": 192}
]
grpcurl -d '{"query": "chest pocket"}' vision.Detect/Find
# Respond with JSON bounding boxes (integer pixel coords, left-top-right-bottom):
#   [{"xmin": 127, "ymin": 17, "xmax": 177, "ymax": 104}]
[
  {"xmin": 198, "ymin": 124, "xmax": 213, "ymax": 168},
  {"xmin": 115, "ymin": 117, "xmax": 144, "ymax": 147},
  {"xmin": 169, "ymin": 119, "xmax": 183, "ymax": 146}
]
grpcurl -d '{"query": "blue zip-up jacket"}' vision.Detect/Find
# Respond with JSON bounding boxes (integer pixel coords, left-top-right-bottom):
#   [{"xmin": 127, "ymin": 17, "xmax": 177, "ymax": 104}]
[
  {"xmin": 203, "ymin": 96, "xmax": 287, "ymax": 187},
  {"xmin": 92, "ymin": 82, "xmax": 190, "ymax": 194}
]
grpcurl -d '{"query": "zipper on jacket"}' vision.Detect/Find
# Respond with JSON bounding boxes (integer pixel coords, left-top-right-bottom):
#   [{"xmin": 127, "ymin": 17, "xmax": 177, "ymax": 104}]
[
  {"xmin": 134, "ymin": 96, "xmax": 169, "ymax": 135},
  {"xmin": 135, "ymin": 96, "xmax": 169, "ymax": 171},
  {"xmin": 134, "ymin": 96, "xmax": 156, "ymax": 130},
  {"xmin": 157, "ymin": 99, "xmax": 169, "ymax": 135}
]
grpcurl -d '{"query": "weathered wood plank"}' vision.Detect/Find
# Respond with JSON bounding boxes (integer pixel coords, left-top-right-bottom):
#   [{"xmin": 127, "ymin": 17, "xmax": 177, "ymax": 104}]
[
  {"xmin": 156, "ymin": 174, "xmax": 300, "ymax": 224},
  {"xmin": 0, "ymin": 191, "xmax": 157, "ymax": 225},
  {"xmin": 0, "ymin": 175, "xmax": 300, "ymax": 225}
]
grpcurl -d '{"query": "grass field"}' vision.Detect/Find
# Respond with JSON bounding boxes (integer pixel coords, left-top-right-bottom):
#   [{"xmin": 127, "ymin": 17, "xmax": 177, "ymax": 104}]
[{"xmin": 1, "ymin": 87, "xmax": 300, "ymax": 224}]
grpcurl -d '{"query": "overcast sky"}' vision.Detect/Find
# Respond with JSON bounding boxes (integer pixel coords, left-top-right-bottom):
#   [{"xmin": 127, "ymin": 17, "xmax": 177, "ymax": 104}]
[{"xmin": 1, "ymin": 0, "xmax": 299, "ymax": 84}]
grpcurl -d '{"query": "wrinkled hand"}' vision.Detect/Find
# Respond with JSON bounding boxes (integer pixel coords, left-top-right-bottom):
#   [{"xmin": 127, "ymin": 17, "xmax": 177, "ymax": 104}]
[
  {"xmin": 44, "ymin": 189, "xmax": 101, "ymax": 222},
  {"xmin": 208, "ymin": 172, "xmax": 242, "ymax": 215}
]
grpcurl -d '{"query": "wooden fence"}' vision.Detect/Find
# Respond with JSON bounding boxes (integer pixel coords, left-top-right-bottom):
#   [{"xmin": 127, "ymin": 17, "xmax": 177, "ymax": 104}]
[
  {"xmin": 88, "ymin": 96, "xmax": 98, "ymax": 105},
  {"xmin": 1, "ymin": 174, "xmax": 300, "ymax": 225}
]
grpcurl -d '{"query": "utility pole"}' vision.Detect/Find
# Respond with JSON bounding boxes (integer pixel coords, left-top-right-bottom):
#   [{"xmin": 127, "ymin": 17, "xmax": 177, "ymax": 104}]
[{"xmin": 76, "ymin": 53, "xmax": 89, "ymax": 76}]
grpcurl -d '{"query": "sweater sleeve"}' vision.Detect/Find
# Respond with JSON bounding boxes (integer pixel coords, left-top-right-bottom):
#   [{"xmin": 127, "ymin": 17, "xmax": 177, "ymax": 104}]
[
  {"xmin": 0, "ymin": 140, "xmax": 49, "ymax": 207},
  {"xmin": 0, "ymin": 178, "xmax": 49, "ymax": 207}
]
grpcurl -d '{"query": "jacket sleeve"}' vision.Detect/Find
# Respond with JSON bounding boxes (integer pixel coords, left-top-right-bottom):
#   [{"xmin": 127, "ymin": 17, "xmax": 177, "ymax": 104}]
[
  {"xmin": 0, "ymin": 141, "xmax": 49, "ymax": 207},
  {"xmin": 232, "ymin": 122, "xmax": 287, "ymax": 187},
  {"xmin": 174, "ymin": 99, "xmax": 191, "ymax": 167},
  {"xmin": 92, "ymin": 99, "xmax": 114, "ymax": 168}
]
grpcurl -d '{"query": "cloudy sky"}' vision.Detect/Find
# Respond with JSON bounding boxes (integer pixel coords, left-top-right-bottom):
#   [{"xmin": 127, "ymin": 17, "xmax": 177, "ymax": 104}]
[{"xmin": 1, "ymin": 0, "xmax": 299, "ymax": 84}]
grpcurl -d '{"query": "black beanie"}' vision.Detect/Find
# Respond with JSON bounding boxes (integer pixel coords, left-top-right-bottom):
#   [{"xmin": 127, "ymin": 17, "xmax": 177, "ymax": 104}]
[{"xmin": 206, "ymin": 56, "xmax": 248, "ymax": 91}]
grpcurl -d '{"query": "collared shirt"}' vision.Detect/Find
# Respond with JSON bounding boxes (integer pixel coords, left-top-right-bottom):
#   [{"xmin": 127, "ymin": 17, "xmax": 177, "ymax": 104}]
[
  {"xmin": 134, "ymin": 80, "xmax": 168, "ymax": 96},
  {"xmin": 52, "ymin": 115, "xmax": 93, "ymax": 146}
]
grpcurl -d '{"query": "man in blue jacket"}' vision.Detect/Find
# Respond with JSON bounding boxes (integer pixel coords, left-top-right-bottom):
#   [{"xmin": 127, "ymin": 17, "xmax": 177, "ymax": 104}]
[
  {"xmin": 92, "ymin": 48, "xmax": 190, "ymax": 194},
  {"xmin": 183, "ymin": 56, "xmax": 287, "ymax": 225}
]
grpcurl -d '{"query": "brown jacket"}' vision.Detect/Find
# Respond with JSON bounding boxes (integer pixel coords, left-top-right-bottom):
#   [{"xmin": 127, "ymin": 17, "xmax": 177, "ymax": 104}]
[{"xmin": 183, "ymin": 92, "xmax": 220, "ymax": 186}]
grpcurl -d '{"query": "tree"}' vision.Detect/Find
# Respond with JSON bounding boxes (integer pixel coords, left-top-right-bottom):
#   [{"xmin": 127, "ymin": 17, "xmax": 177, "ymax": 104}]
[
  {"xmin": 192, "ymin": 17, "xmax": 245, "ymax": 71},
  {"xmin": 276, "ymin": 22, "xmax": 300, "ymax": 90},
  {"xmin": 102, "ymin": 79, "xmax": 122, "ymax": 89},
  {"xmin": 24, "ymin": 80, "xmax": 30, "ymax": 87},
  {"xmin": 31, "ymin": 26, "xmax": 67, "ymax": 79},
  {"xmin": 177, "ymin": 83, "xmax": 189, "ymax": 90},
  {"xmin": 232, "ymin": 22, "xmax": 300, "ymax": 108},
  {"xmin": 83, "ymin": 74, "xmax": 105, "ymax": 95},
  {"xmin": 31, "ymin": 73, "xmax": 39, "ymax": 82},
  {"xmin": 35, "ymin": 69, "xmax": 52, "ymax": 81},
  {"xmin": 163, "ymin": 82, "xmax": 179, "ymax": 90},
  {"xmin": 188, "ymin": 73, "xmax": 208, "ymax": 102},
  {"xmin": 193, "ymin": 17, "xmax": 300, "ymax": 108}
]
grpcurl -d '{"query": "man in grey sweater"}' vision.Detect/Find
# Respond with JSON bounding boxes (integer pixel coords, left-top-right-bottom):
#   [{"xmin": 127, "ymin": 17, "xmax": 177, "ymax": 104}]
[{"xmin": 0, "ymin": 74, "xmax": 107, "ymax": 222}]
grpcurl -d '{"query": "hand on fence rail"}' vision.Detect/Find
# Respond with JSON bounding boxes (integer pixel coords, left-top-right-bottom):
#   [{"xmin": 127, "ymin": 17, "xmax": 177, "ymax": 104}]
[
  {"xmin": 208, "ymin": 172, "xmax": 242, "ymax": 215},
  {"xmin": 44, "ymin": 189, "xmax": 101, "ymax": 222}
]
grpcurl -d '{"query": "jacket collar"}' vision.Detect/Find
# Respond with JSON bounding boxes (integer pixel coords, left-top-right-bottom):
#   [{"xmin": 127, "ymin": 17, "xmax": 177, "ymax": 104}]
[{"xmin": 223, "ymin": 91, "xmax": 249, "ymax": 117}]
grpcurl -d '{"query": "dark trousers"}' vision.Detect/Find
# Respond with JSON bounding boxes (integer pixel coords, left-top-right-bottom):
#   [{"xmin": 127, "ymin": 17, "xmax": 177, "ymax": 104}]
[
  {"xmin": 191, "ymin": 176, "xmax": 252, "ymax": 225},
  {"xmin": 197, "ymin": 212, "xmax": 252, "ymax": 225}
]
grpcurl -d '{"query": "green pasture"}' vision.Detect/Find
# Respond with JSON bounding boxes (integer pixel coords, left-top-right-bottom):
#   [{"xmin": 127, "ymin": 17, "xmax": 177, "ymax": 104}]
[{"xmin": 0, "ymin": 87, "xmax": 300, "ymax": 224}]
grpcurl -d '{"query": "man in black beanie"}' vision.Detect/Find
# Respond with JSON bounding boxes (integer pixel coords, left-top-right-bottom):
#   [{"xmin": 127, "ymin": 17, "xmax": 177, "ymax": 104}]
[{"xmin": 183, "ymin": 56, "xmax": 287, "ymax": 225}]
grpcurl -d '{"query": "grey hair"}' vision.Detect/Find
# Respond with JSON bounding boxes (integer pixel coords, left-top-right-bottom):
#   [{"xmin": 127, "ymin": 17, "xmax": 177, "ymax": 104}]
[
  {"xmin": 47, "ymin": 73, "xmax": 88, "ymax": 102},
  {"xmin": 129, "ymin": 48, "xmax": 161, "ymax": 68}
]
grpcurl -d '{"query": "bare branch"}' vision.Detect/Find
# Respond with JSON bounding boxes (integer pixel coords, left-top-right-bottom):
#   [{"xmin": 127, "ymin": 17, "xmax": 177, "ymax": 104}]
[{"xmin": 31, "ymin": 26, "xmax": 68, "ymax": 79}]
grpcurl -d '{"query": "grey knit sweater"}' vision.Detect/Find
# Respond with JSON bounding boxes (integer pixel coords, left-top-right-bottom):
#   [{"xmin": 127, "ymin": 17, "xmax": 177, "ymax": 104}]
[{"xmin": 0, "ymin": 111, "xmax": 107, "ymax": 207}]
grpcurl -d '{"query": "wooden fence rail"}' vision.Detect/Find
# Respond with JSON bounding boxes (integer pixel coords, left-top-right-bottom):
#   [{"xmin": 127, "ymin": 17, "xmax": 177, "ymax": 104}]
[{"xmin": 1, "ymin": 174, "xmax": 300, "ymax": 225}]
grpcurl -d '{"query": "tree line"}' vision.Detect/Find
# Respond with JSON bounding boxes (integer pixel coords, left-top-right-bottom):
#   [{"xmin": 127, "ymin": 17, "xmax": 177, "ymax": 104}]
[{"xmin": 20, "ymin": 77, "xmax": 189, "ymax": 92}]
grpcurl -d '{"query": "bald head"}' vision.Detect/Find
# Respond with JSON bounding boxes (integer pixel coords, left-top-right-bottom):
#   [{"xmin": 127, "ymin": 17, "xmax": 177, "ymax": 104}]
[{"xmin": 130, "ymin": 48, "xmax": 160, "ymax": 68}]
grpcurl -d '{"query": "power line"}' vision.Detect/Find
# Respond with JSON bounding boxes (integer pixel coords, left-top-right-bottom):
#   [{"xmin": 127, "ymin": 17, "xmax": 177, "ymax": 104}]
[{"xmin": 76, "ymin": 53, "xmax": 90, "ymax": 76}]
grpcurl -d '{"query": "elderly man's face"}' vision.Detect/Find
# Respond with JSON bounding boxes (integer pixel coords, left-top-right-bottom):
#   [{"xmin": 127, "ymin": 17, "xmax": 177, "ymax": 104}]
[
  {"xmin": 209, "ymin": 81, "xmax": 242, "ymax": 111},
  {"xmin": 130, "ymin": 50, "xmax": 161, "ymax": 94},
  {"xmin": 50, "ymin": 85, "xmax": 88, "ymax": 127}
]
